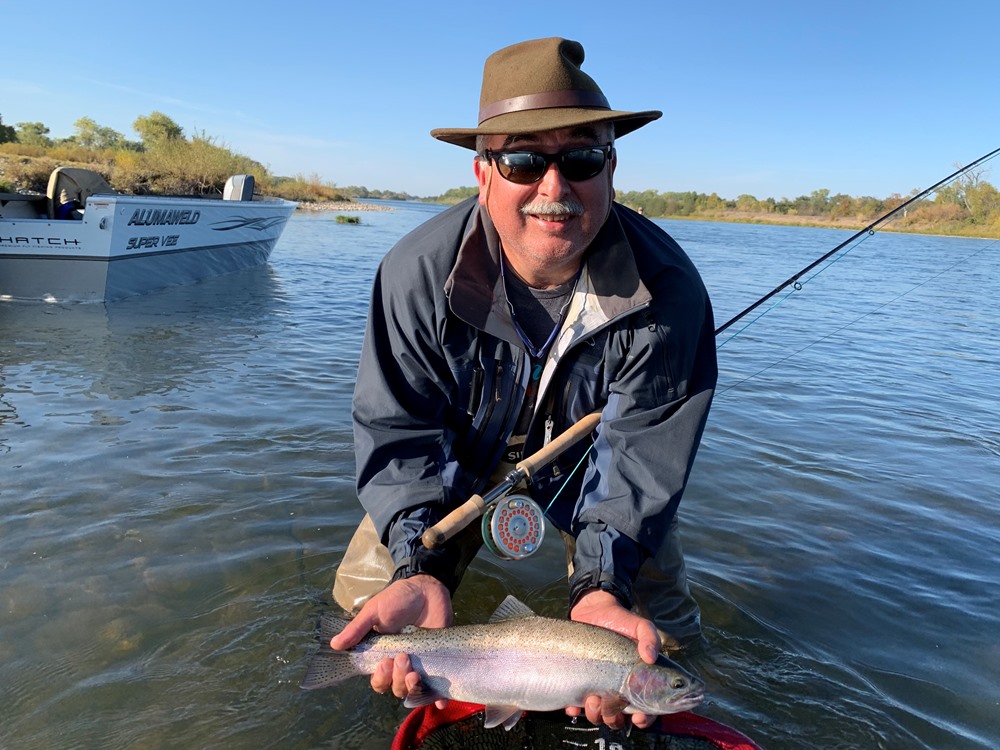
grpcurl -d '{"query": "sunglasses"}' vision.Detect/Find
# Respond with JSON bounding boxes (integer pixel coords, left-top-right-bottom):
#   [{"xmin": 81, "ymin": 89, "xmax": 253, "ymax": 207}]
[{"xmin": 483, "ymin": 144, "xmax": 613, "ymax": 185}]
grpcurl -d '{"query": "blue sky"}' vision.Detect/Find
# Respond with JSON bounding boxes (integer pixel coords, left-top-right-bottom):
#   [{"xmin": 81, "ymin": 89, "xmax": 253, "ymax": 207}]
[{"xmin": 2, "ymin": 1, "xmax": 996, "ymax": 200}]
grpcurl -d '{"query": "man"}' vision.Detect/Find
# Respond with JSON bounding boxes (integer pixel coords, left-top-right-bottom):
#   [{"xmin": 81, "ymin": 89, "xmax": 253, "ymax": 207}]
[{"xmin": 330, "ymin": 37, "xmax": 717, "ymax": 729}]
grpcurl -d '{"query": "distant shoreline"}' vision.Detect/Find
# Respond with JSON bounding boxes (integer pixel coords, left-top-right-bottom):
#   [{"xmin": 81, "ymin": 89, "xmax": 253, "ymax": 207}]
[
  {"xmin": 295, "ymin": 199, "xmax": 998, "ymax": 239},
  {"xmin": 647, "ymin": 210, "xmax": 1000, "ymax": 240},
  {"xmin": 295, "ymin": 200, "xmax": 394, "ymax": 213}
]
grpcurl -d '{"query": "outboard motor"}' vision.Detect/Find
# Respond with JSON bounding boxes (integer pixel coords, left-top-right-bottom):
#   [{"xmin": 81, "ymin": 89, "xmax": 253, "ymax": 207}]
[{"xmin": 223, "ymin": 174, "xmax": 255, "ymax": 201}]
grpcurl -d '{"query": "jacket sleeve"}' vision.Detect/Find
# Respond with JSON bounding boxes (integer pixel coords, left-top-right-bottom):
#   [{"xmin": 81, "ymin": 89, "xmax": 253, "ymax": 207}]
[
  {"xmin": 351, "ymin": 237, "xmax": 480, "ymax": 593},
  {"xmin": 568, "ymin": 277, "xmax": 717, "ymax": 609}
]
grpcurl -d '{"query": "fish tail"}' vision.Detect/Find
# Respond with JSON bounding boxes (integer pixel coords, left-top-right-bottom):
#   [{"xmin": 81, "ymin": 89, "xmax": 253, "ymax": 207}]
[{"xmin": 300, "ymin": 614, "xmax": 361, "ymax": 690}]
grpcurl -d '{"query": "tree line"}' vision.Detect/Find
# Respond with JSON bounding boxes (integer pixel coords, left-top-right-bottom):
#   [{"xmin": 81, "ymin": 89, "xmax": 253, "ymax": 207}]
[
  {"xmin": 614, "ymin": 175, "xmax": 1000, "ymax": 237},
  {"xmin": 0, "ymin": 111, "xmax": 341, "ymax": 202},
  {"xmin": 420, "ymin": 166, "xmax": 999, "ymax": 237},
  {"xmin": 3, "ymin": 112, "xmax": 997, "ymax": 235}
]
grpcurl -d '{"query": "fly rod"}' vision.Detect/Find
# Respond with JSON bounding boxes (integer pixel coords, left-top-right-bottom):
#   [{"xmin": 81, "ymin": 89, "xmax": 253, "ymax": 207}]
[{"xmin": 715, "ymin": 146, "xmax": 1000, "ymax": 336}]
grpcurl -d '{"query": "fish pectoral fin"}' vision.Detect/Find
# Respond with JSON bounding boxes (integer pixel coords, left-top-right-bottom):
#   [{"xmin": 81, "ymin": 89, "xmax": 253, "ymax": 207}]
[
  {"xmin": 488, "ymin": 595, "xmax": 536, "ymax": 623},
  {"xmin": 401, "ymin": 681, "xmax": 445, "ymax": 708},
  {"xmin": 483, "ymin": 704, "xmax": 524, "ymax": 731}
]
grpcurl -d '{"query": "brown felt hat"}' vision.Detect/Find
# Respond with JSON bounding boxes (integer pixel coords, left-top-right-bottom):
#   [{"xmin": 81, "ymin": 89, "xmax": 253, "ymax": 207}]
[{"xmin": 430, "ymin": 37, "xmax": 662, "ymax": 150}]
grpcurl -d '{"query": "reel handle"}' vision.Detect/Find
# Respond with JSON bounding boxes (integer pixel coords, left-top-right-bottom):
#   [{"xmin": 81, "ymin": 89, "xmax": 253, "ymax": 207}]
[{"xmin": 421, "ymin": 410, "xmax": 602, "ymax": 549}]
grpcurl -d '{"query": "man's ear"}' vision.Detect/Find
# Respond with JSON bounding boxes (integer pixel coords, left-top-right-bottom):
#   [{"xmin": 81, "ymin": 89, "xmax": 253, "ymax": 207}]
[{"xmin": 473, "ymin": 156, "xmax": 492, "ymax": 206}]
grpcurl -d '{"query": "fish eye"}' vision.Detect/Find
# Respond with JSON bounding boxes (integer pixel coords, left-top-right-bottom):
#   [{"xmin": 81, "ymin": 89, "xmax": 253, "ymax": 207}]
[{"xmin": 671, "ymin": 677, "xmax": 687, "ymax": 689}]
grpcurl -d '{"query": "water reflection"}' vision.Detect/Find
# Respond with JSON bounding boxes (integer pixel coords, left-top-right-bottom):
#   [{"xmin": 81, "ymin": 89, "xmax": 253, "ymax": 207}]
[{"xmin": 0, "ymin": 264, "xmax": 287, "ymax": 397}]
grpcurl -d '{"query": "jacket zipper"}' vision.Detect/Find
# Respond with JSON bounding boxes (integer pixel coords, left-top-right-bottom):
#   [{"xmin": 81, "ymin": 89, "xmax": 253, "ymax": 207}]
[
  {"xmin": 526, "ymin": 301, "xmax": 653, "ymax": 466},
  {"xmin": 467, "ymin": 366, "xmax": 483, "ymax": 417}
]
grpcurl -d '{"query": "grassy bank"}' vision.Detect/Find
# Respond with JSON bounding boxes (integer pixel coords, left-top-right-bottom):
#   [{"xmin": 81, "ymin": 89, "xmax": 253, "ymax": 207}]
[{"xmin": 0, "ymin": 143, "xmax": 352, "ymax": 206}]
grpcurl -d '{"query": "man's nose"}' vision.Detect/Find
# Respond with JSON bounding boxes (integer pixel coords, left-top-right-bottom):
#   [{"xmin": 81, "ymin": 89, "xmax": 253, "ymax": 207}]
[{"xmin": 536, "ymin": 161, "xmax": 571, "ymax": 197}]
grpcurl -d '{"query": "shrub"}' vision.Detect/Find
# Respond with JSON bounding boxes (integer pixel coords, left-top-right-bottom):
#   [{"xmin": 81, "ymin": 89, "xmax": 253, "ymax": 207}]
[
  {"xmin": 0, "ymin": 155, "xmax": 61, "ymax": 192},
  {"xmin": 269, "ymin": 174, "xmax": 347, "ymax": 202}
]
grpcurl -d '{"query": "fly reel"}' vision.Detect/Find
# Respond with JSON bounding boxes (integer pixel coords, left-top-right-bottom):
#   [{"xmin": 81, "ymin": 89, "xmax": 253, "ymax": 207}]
[{"xmin": 481, "ymin": 494, "xmax": 545, "ymax": 560}]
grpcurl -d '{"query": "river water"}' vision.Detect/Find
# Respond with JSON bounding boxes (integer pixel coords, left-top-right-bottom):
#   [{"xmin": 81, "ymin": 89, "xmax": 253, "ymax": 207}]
[{"xmin": 1, "ymin": 204, "xmax": 997, "ymax": 749}]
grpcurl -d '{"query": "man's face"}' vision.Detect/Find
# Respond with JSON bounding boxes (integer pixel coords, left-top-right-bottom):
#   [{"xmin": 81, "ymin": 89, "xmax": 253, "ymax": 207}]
[{"xmin": 474, "ymin": 125, "xmax": 616, "ymax": 285}]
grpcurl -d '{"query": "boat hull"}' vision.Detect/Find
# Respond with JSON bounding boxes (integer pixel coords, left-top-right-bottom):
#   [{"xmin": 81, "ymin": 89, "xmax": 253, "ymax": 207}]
[{"xmin": 1, "ymin": 192, "xmax": 296, "ymax": 302}]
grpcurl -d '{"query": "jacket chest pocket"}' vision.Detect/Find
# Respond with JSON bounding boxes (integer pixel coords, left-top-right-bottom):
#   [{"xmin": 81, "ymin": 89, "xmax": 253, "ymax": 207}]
[{"xmin": 551, "ymin": 331, "xmax": 610, "ymax": 423}]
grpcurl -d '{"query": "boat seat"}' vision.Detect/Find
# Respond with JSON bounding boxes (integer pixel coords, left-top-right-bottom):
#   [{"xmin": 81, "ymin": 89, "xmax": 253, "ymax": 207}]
[{"xmin": 46, "ymin": 167, "xmax": 116, "ymax": 219}]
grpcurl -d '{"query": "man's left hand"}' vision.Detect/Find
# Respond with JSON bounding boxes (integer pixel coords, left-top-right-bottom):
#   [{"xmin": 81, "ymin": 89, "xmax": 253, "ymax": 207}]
[{"xmin": 567, "ymin": 588, "xmax": 661, "ymax": 730}]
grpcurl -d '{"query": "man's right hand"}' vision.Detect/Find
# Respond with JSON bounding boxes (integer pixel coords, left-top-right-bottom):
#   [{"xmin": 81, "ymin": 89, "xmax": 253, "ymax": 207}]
[{"xmin": 329, "ymin": 573, "xmax": 452, "ymax": 706}]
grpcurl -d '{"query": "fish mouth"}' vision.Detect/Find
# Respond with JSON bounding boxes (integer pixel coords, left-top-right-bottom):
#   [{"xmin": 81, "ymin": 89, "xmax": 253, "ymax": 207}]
[
  {"xmin": 629, "ymin": 687, "xmax": 704, "ymax": 716},
  {"xmin": 672, "ymin": 688, "xmax": 706, "ymax": 711}
]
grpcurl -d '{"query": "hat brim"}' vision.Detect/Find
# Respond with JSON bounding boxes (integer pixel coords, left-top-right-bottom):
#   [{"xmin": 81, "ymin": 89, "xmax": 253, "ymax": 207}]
[{"xmin": 431, "ymin": 108, "xmax": 662, "ymax": 150}]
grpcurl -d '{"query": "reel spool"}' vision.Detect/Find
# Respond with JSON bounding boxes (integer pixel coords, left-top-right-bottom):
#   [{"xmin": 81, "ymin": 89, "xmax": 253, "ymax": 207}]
[{"xmin": 481, "ymin": 494, "xmax": 545, "ymax": 560}]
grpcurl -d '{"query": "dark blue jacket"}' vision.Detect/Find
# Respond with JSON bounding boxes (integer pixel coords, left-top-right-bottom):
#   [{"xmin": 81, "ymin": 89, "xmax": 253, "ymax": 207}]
[{"xmin": 352, "ymin": 198, "xmax": 717, "ymax": 607}]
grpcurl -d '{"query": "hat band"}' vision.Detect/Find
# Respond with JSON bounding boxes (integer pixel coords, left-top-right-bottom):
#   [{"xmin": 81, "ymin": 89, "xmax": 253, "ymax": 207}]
[{"xmin": 478, "ymin": 90, "xmax": 611, "ymax": 124}]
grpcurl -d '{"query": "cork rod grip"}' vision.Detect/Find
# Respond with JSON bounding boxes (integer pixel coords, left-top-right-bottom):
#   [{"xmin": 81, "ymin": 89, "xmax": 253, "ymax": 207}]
[
  {"xmin": 421, "ymin": 494, "xmax": 487, "ymax": 549},
  {"xmin": 515, "ymin": 411, "xmax": 601, "ymax": 476}
]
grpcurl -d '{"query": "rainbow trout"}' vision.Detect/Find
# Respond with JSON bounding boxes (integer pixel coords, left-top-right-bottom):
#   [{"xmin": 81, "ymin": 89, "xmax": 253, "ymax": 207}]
[{"xmin": 300, "ymin": 595, "xmax": 705, "ymax": 730}]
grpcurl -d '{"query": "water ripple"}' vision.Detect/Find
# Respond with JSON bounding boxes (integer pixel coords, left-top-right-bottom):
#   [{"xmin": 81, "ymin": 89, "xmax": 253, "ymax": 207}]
[{"xmin": 2, "ymin": 213, "xmax": 998, "ymax": 749}]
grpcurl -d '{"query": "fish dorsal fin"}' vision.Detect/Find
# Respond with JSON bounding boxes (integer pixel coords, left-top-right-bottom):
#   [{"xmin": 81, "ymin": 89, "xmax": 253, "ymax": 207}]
[
  {"xmin": 488, "ymin": 595, "xmax": 536, "ymax": 623},
  {"xmin": 318, "ymin": 614, "xmax": 351, "ymax": 643},
  {"xmin": 483, "ymin": 704, "xmax": 524, "ymax": 730}
]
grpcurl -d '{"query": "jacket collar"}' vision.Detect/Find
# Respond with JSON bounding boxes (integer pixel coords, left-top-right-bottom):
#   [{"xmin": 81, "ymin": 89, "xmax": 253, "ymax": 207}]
[{"xmin": 444, "ymin": 201, "xmax": 651, "ymax": 342}]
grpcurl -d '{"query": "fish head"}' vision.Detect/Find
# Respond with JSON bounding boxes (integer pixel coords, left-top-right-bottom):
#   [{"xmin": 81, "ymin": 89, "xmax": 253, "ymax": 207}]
[{"xmin": 623, "ymin": 655, "xmax": 705, "ymax": 715}]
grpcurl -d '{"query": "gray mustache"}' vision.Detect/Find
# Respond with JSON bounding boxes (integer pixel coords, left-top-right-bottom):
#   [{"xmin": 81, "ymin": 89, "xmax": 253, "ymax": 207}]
[{"xmin": 520, "ymin": 199, "xmax": 585, "ymax": 217}]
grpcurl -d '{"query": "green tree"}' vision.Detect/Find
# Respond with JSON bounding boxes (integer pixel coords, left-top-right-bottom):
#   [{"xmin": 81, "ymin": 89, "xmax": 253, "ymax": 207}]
[
  {"xmin": 73, "ymin": 116, "xmax": 128, "ymax": 150},
  {"xmin": 791, "ymin": 189, "xmax": 831, "ymax": 216},
  {"xmin": 0, "ymin": 113, "xmax": 16, "ymax": 143},
  {"xmin": 942, "ymin": 168, "xmax": 992, "ymax": 216},
  {"xmin": 829, "ymin": 193, "xmax": 855, "ymax": 219},
  {"xmin": 133, "ymin": 111, "xmax": 184, "ymax": 148},
  {"xmin": 854, "ymin": 196, "xmax": 884, "ymax": 219},
  {"xmin": 809, "ymin": 188, "xmax": 831, "ymax": 215},
  {"xmin": 15, "ymin": 121, "xmax": 52, "ymax": 147},
  {"xmin": 705, "ymin": 192, "xmax": 726, "ymax": 211},
  {"xmin": 435, "ymin": 186, "xmax": 478, "ymax": 203},
  {"xmin": 964, "ymin": 181, "xmax": 1000, "ymax": 224}
]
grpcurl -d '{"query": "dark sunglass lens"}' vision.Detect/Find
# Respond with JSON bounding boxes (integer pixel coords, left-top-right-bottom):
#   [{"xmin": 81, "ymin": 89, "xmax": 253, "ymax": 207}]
[
  {"xmin": 559, "ymin": 149, "xmax": 606, "ymax": 181},
  {"xmin": 497, "ymin": 152, "xmax": 546, "ymax": 184},
  {"xmin": 491, "ymin": 147, "xmax": 607, "ymax": 184}
]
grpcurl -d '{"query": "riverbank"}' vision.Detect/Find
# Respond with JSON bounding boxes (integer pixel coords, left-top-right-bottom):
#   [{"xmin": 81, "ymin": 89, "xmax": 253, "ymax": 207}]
[{"xmin": 652, "ymin": 209, "xmax": 1000, "ymax": 240}]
